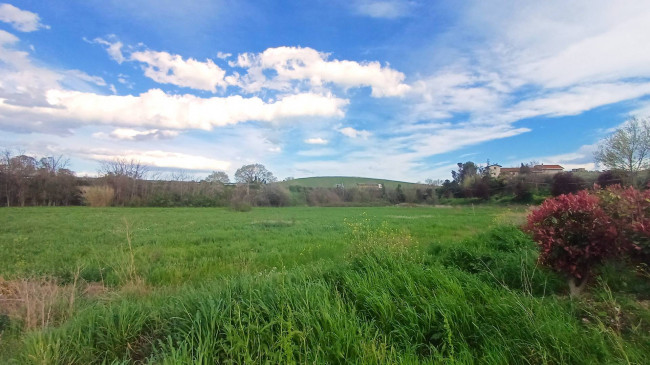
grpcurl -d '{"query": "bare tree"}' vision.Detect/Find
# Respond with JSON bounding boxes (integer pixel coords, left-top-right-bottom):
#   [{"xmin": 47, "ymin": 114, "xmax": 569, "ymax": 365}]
[
  {"xmin": 1, "ymin": 148, "xmax": 12, "ymax": 206},
  {"xmin": 99, "ymin": 158, "xmax": 149, "ymax": 205},
  {"xmin": 594, "ymin": 116, "xmax": 650, "ymax": 185}
]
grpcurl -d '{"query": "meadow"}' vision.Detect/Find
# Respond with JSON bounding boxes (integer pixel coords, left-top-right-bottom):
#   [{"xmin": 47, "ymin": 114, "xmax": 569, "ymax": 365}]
[{"xmin": 1, "ymin": 206, "xmax": 649, "ymax": 364}]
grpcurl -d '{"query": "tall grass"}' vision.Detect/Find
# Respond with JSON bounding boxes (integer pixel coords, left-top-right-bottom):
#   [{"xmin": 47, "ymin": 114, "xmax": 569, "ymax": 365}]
[
  {"xmin": 2, "ymin": 207, "xmax": 649, "ymax": 363},
  {"xmin": 81, "ymin": 186, "xmax": 115, "ymax": 207},
  {"xmin": 16, "ymin": 224, "xmax": 650, "ymax": 364}
]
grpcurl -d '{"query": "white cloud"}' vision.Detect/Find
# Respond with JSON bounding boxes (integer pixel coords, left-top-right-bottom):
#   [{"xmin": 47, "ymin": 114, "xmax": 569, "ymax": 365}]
[
  {"xmin": 91, "ymin": 37, "xmax": 125, "ymax": 64},
  {"xmin": 93, "ymin": 128, "xmax": 180, "ymax": 141},
  {"xmin": 505, "ymin": 82, "xmax": 650, "ymax": 122},
  {"xmin": 0, "ymin": 89, "xmax": 347, "ymax": 132},
  {"xmin": 234, "ymin": 46, "xmax": 410, "ymax": 97},
  {"xmin": 353, "ymin": 0, "xmax": 413, "ymax": 19},
  {"xmin": 216, "ymin": 51, "xmax": 231, "ymax": 59},
  {"xmin": 130, "ymin": 50, "xmax": 229, "ymax": 92},
  {"xmin": 0, "ymin": 28, "xmax": 17, "ymax": 44},
  {"xmin": 87, "ymin": 149, "xmax": 230, "ymax": 171},
  {"xmin": 406, "ymin": 124, "xmax": 531, "ymax": 157},
  {"xmin": 297, "ymin": 148, "xmax": 337, "ymax": 157},
  {"xmin": 0, "ymin": 3, "xmax": 48, "ymax": 32},
  {"xmin": 304, "ymin": 137, "xmax": 328, "ymax": 145},
  {"xmin": 64, "ymin": 70, "xmax": 106, "ymax": 87},
  {"xmin": 339, "ymin": 127, "xmax": 371, "ymax": 139},
  {"xmin": 409, "ymin": 70, "xmax": 504, "ymax": 120}
]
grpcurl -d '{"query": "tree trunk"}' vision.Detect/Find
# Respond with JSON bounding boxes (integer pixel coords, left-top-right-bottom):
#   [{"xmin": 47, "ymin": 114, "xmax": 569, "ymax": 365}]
[{"xmin": 568, "ymin": 276, "xmax": 589, "ymax": 298}]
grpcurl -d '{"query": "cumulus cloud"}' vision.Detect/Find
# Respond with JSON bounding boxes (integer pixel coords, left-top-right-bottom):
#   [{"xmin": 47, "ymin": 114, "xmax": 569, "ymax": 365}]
[
  {"xmin": 130, "ymin": 50, "xmax": 230, "ymax": 92},
  {"xmin": 0, "ymin": 89, "xmax": 348, "ymax": 132},
  {"xmin": 304, "ymin": 137, "xmax": 328, "ymax": 145},
  {"xmin": 0, "ymin": 3, "xmax": 48, "ymax": 32},
  {"xmin": 339, "ymin": 127, "xmax": 371, "ymax": 139},
  {"xmin": 234, "ymin": 46, "xmax": 410, "ymax": 97}
]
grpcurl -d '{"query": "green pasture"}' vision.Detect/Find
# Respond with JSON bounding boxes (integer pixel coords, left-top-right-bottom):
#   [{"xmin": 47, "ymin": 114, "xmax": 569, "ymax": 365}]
[
  {"xmin": 1, "ymin": 206, "xmax": 649, "ymax": 364},
  {"xmin": 0, "ymin": 206, "xmax": 510, "ymax": 286}
]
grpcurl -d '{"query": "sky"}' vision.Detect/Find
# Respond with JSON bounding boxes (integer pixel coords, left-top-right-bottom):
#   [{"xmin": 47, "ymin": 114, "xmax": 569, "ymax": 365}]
[{"xmin": 1, "ymin": 0, "xmax": 650, "ymax": 182}]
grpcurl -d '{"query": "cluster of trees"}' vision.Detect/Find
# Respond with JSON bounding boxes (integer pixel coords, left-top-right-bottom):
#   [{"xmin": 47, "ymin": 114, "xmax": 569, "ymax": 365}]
[
  {"xmin": 0, "ymin": 150, "xmax": 81, "ymax": 206},
  {"xmin": 436, "ymin": 161, "xmax": 554, "ymax": 202},
  {"xmin": 91, "ymin": 162, "xmax": 282, "ymax": 208},
  {"xmin": 433, "ymin": 116, "xmax": 650, "ymax": 203}
]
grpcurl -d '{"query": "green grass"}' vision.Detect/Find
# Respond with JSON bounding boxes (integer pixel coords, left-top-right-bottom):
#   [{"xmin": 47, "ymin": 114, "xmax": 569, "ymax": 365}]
[
  {"xmin": 277, "ymin": 176, "xmax": 421, "ymax": 189},
  {"xmin": 1, "ymin": 206, "xmax": 649, "ymax": 364},
  {"xmin": 0, "ymin": 206, "xmax": 505, "ymax": 286}
]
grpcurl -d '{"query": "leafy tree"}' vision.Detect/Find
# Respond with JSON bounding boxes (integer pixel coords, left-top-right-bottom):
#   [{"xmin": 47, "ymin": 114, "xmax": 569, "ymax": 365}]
[
  {"xmin": 234, "ymin": 163, "xmax": 277, "ymax": 184},
  {"xmin": 451, "ymin": 161, "xmax": 478, "ymax": 184},
  {"xmin": 551, "ymin": 172, "xmax": 585, "ymax": 196},
  {"xmin": 395, "ymin": 184, "xmax": 406, "ymax": 203},
  {"xmin": 526, "ymin": 191, "xmax": 620, "ymax": 297},
  {"xmin": 472, "ymin": 177, "xmax": 491, "ymax": 200},
  {"xmin": 437, "ymin": 179, "xmax": 460, "ymax": 199},
  {"xmin": 204, "ymin": 171, "xmax": 230, "ymax": 184},
  {"xmin": 595, "ymin": 116, "xmax": 650, "ymax": 185}
]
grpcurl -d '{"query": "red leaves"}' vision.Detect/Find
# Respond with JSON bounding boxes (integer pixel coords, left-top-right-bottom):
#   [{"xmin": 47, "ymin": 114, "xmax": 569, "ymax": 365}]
[
  {"xmin": 527, "ymin": 186, "xmax": 650, "ymax": 280},
  {"xmin": 597, "ymin": 185, "xmax": 650, "ymax": 261},
  {"xmin": 526, "ymin": 190, "xmax": 619, "ymax": 280}
]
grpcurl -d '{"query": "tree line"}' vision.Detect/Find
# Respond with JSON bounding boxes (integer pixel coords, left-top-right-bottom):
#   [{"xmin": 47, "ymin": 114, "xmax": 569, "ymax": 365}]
[
  {"xmin": 0, "ymin": 152, "xmax": 435, "ymax": 208},
  {"xmin": 1, "ymin": 150, "xmax": 80, "ymax": 207}
]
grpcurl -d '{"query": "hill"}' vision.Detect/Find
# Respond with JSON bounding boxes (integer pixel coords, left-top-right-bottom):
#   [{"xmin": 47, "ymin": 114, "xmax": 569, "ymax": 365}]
[{"xmin": 277, "ymin": 176, "xmax": 421, "ymax": 189}]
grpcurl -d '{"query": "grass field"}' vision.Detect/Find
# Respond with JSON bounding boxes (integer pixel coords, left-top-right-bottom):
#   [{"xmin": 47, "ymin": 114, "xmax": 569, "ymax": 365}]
[
  {"xmin": 1, "ymin": 206, "xmax": 649, "ymax": 364},
  {"xmin": 277, "ymin": 176, "xmax": 420, "ymax": 189}
]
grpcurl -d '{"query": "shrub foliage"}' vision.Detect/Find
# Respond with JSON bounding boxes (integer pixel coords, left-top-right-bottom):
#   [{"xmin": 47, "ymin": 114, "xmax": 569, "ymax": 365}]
[{"xmin": 526, "ymin": 191, "xmax": 619, "ymax": 285}]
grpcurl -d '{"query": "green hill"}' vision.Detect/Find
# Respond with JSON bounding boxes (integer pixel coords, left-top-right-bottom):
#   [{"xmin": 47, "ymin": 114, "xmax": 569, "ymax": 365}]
[{"xmin": 277, "ymin": 176, "xmax": 421, "ymax": 189}]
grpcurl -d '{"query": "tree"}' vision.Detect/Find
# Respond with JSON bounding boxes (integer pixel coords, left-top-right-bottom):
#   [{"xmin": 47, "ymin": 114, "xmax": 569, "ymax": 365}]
[
  {"xmin": 204, "ymin": 171, "xmax": 230, "ymax": 184},
  {"xmin": 99, "ymin": 158, "xmax": 149, "ymax": 205},
  {"xmin": 595, "ymin": 116, "xmax": 650, "ymax": 185},
  {"xmin": 234, "ymin": 164, "xmax": 276, "ymax": 184},
  {"xmin": 451, "ymin": 161, "xmax": 478, "ymax": 185}
]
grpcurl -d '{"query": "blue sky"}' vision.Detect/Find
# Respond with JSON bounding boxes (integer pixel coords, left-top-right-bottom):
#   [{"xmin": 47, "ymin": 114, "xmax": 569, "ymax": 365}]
[{"xmin": 1, "ymin": 1, "xmax": 650, "ymax": 181}]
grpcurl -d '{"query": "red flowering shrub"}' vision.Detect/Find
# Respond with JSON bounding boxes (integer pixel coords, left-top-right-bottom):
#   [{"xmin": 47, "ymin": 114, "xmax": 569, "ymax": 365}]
[
  {"xmin": 597, "ymin": 185, "xmax": 650, "ymax": 263},
  {"xmin": 526, "ymin": 191, "xmax": 619, "ymax": 295}
]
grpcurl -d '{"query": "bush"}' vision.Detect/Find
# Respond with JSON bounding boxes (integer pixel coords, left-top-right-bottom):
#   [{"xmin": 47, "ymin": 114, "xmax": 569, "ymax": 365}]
[
  {"xmin": 81, "ymin": 186, "xmax": 114, "ymax": 207},
  {"xmin": 307, "ymin": 188, "xmax": 342, "ymax": 206},
  {"xmin": 597, "ymin": 185, "xmax": 650, "ymax": 264},
  {"xmin": 512, "ymin": 181, "xmax": 533, "ymax": 202},
  {"xmin": 551, "ymin": 172, "xmax": 585, "ymax": 196},
  {"xmin": 229, "ymin": 185, "xmax": 252, "ymax": 211},
  {"xmin": 526, "ymin": 191, "xmax": 619, "ymax": 296},
  {"xmin": 596, "ymin": 170, "xmax": 625, "ymax": 188},
  {"xmin": 256, "ymin": 185, "xmax": 290, "ymax": 207}
]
